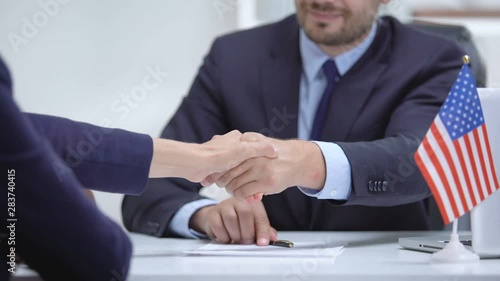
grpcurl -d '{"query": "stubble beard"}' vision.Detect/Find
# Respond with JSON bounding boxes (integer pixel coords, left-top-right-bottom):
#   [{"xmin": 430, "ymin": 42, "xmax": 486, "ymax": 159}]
[{"xmin": 298, "ymin": 3, "xmax": 376, "ymax": 48}]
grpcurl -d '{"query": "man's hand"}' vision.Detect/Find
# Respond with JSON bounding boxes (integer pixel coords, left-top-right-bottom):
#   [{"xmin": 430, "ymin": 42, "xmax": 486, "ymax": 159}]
[
  {"xmin": 205, "ymin": 136, "xmax": 327, "ymax": 202},
  {"xmin": 189, "ymin": 197, "xmax": 277, "ymax": 245}
]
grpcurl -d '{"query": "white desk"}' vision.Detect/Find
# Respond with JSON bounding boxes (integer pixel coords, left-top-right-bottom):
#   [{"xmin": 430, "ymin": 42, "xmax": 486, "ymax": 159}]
[{"xmin": 13, "ymin": 231, "xmax": 500, "ymax": 281}]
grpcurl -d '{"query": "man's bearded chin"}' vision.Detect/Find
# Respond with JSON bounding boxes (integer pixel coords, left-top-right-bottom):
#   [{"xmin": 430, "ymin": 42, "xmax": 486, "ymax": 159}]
[{"xmin": 304, "ymin": 19, "xmax": 373, "ymax": 46}]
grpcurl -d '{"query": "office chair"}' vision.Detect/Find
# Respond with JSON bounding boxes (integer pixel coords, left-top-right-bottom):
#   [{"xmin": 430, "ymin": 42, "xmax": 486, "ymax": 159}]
[
  {"xmin": 408, "ymin": 21, "xmax": 487, "ymax": 230},
  {"xmin": 408, "ymin": 21, "xmax": 487, "ymax": 87}
]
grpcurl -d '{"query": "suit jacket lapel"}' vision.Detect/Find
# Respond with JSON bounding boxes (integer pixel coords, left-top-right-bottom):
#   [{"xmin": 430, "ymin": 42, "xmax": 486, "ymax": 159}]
[
  {"xmin": 323, "ymin": 62, "xmax": 388, "ymax": 141},
  {"xmin": 260, "ymin": 16, "xmax": 302, "ymax": 140},
  {"xmin": 322, "ymin": 24, "xmax": 391, "ymax": 141}
]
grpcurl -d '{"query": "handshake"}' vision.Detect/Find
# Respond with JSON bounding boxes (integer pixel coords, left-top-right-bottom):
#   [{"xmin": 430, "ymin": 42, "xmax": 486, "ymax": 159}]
[
  {"xmin": 151, "ymin": 130, "xmax": 326, "ymax": 203},
  {"xmin": 149, "ymin": 130, "xmax": 327, "ymax": 245}
]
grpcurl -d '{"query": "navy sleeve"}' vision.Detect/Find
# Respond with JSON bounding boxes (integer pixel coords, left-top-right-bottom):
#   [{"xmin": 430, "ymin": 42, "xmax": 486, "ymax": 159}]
[
  {"xmin": 0, "ymin": 56, "xmax": 148, "ymax": 280},
  {"xmin": 27, "ymin": 113, "xmax": 153, "ymax": 195},
  {"xmin": 1, "ymin": 83, "xmax": 134, "ymax": 281},
  {"xmin": 10, "ymin": 144, "xmax": 133, "ymax": 281}
]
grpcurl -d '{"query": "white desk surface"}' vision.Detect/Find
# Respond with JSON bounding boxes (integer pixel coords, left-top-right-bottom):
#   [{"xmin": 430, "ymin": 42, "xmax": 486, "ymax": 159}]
[{"xmin": 13, "ymin": 231, "xmax": 500, "ymax": 281}]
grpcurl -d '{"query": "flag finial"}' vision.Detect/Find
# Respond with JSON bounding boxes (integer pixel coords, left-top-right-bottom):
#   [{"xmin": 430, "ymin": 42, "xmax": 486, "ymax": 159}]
[{"xmin": 463, "ymin": 55, "xmax": 470, "ymax": 65}]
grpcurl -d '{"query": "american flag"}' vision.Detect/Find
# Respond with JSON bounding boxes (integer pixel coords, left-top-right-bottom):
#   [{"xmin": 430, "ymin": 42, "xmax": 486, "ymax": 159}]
[{"xmin": 415, "ymin": 64, "xmax": 499, "ymax": 224}]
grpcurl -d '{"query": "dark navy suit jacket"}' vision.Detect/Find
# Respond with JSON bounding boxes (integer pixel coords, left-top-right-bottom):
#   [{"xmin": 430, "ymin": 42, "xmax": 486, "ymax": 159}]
[
  {"xmin": 0, "ymin": 57, "xmax": 153, "ymax": 280},
  {"xmin": 122, "ymin": 16, "xmax": 464, "ymax": 237}
]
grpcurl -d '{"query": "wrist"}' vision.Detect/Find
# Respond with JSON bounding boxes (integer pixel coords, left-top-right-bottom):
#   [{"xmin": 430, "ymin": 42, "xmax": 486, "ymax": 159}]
[
  {"xmin": 150, "ymin": 138, "xmax": 201, "ymax": 179},
  {"xmin": 296, "ymin": 141, "xmax": 326, "ymax": 190},
  {"xmin": 189, "ymin": 205, "xmax": 212, "ymax": 234}
]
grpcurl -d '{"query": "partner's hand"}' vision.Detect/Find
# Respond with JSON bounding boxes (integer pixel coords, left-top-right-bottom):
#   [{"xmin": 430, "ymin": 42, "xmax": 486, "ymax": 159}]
[
  {"xmin": 149, "ymin": 130, "xmax": 278, "ymax": 182},
  {"xmin": 193, "ymin": 130, "xmax": 278, "ymax": 182},
  {"xmin": 206, "ymin": 137, "xmax": 326, "ymax": 202},
  {"xmin": 189, "ymin": 197, "xmax": 277, "ymax": 245}
]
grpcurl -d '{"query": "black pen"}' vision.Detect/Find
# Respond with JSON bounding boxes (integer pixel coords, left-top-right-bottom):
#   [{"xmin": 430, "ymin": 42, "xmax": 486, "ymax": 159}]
[{"xmin": 270, "ymin": 240, "xmax": 294, "ymax": 248}]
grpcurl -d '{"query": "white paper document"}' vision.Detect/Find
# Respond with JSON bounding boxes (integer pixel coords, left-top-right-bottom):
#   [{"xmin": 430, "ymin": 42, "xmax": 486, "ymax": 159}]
[{"xmin": 184, "ymin": 240, "xmax": 347, "ymax": 257}]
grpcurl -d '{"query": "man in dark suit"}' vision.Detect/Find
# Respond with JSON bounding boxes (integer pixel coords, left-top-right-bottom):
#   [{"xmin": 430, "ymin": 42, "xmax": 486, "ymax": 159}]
[
  {"xmin": 122, "ymin": 0, "xmax": 464, "ymax": 245},
  {"xmin": 0, "ymin": 55, "xmax": 276, "ymax": 280}
]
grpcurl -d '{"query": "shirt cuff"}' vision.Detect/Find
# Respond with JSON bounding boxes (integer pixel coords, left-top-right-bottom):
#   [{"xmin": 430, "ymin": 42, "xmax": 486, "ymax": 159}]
[
  {"xmin": 297, "ymin": 141, "xmax": 352, "ymax": 200},
  {"xmin": 168, "ymin": 198, "xmax": 217, "ymax": 238}
]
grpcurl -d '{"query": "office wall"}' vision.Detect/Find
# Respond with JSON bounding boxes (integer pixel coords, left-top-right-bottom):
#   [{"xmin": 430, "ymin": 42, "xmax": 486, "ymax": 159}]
[{"xmin": 0, "ymin": 0, "xmax": 238, "ymax": 226}]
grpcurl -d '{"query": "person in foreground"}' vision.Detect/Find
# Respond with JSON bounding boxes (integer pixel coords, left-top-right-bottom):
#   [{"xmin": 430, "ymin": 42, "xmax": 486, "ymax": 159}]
[
  {"xmin": 0, "ymin": 56, "xmax": 277, "ymax": 281},
  {"xmin": 123, "ymin": 0, "xmax": 465, "ymax": 245}
]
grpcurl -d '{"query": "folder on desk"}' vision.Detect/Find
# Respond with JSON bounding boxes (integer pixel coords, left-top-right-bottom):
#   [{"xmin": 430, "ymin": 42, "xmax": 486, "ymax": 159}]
[{"xmin": 184, "ymin": 240, "xmax": 346, "ymax": 257}]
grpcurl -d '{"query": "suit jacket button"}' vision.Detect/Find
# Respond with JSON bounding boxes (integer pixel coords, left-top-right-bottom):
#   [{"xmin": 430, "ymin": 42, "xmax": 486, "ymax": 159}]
[
  {"xmin": 382, "ymin": 181, "xmax": 388, "ymax": 191},
  {"xmin": 376, "ymin": 181, "xmax": 382, "ymax": 191},
  {"xmin": 368, "ymin": 180, "xmax": 374, "ymax": 191}
]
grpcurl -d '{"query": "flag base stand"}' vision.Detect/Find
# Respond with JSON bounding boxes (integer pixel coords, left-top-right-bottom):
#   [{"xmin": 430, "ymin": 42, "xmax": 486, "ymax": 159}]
[{"xmin": 432, "ymin": 220, "xmax": 479, "ymax": 263}]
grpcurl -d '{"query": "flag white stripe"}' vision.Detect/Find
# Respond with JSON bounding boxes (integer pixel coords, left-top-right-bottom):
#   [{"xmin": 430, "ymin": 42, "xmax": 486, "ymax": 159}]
[
  {"xmin": 478, "ymin": 126, "xmax": 496, "ymax": 194},
  {"xmin": 435, "ymin": 119, "xmax": 473, "ymax": 210},
  {"xmin": 468, "ymin": 131, "xmax": 490, "ymax": 198},
  {"xmin": 427, "ymin": 122, "xmax": 465, "ymax": 215},
  {"xmin": 417, "ymin": 143, "xmax": 455, "ymax": 221},
  {"xmin": 457, "ymin": 137, "xmax": 481, "ymax": 203}
]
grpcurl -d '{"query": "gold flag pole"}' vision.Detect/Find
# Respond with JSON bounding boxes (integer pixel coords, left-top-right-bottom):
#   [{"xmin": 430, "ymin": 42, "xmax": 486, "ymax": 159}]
[{"xmin": 463, "ymin": 55, "xmax": 470, "ymax": 65}]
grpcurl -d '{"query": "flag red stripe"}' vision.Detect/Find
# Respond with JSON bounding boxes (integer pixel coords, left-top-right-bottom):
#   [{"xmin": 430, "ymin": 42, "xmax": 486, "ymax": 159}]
[
  {"xmin": 431, "ymin": 123, "xmax": 468, "ymax": 211},
  {"xmin": 481, "ymin": 125, "xmax": 500, "ymax": 192},
  {"xmin": 453, "ymin": 141, "xmax": 477, "ymax": 206},
  {"xmin": 473, "ymin": 128, "xmax": 493, "ymax": 195},
  {"xmin": 415, "ymin": 151, "xmax": 450, "ymax": 224},
  {"xmin": 422, "ymin": 136, "xmax": 459, "ymax": 219},
  {"xmin": 464, "ymin": 134, "xmax": 485, "ymax": 201}
]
